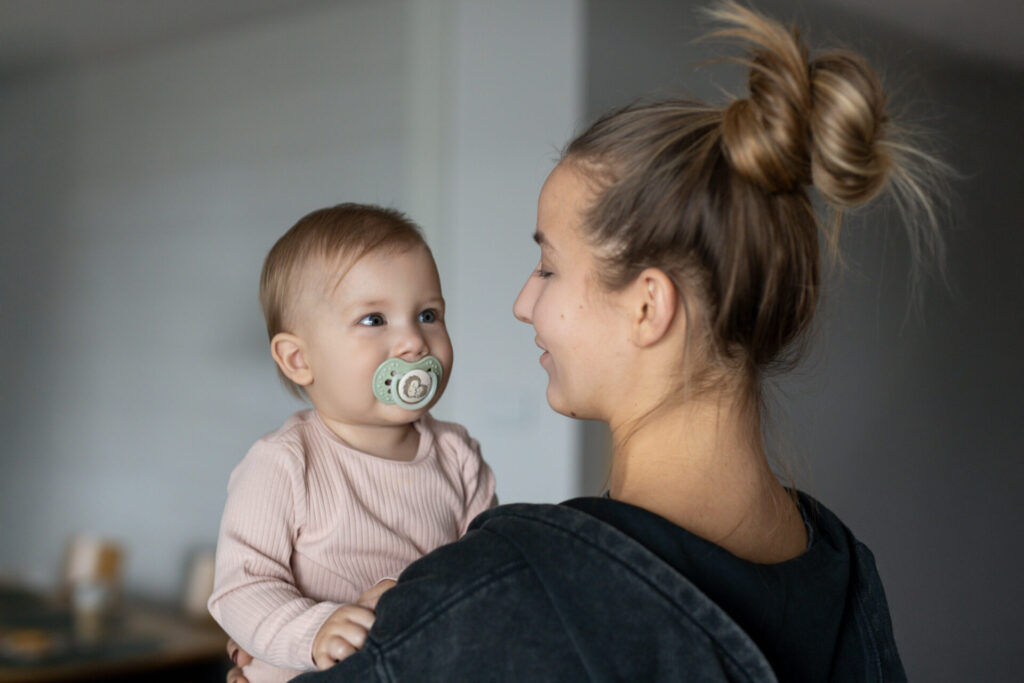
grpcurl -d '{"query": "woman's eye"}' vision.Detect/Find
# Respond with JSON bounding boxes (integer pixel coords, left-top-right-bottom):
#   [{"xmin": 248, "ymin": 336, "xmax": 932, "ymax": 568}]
[
  {"xmin": 535, "ymin": 267, "xmax": 553, "ymax": 279},
  {"xmin": 419, "ymin": 309, "xmax": 438, "ymax": 323},
  {"xmin": 358, "ymin": 313, "xmax": 386, "ymax": 327}
]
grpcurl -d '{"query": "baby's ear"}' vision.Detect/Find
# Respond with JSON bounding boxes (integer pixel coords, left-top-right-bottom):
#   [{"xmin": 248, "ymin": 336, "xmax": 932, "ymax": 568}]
[{"xmin": 270, "ymin": 333, "xmax": 313, "ymax": 386}]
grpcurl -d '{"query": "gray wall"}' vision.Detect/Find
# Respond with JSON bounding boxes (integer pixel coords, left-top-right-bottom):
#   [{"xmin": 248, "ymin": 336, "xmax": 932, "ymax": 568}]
[
  {"xmin": 441, "ymin": 0, "xmax": 584, "ymax": 508},
  {"xmin": 0, "ymin": 0, "xmax": 419, "ymax": 595},
  {"xmin": 583, "ymin": 0, "xmax": 1024, "ymax": 679},
  {"xmin": 0, "ymin": 0, "xmax": 585, "ymax": 599}
]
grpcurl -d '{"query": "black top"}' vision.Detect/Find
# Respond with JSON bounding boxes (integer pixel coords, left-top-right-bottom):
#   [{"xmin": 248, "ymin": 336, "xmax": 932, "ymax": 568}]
[{"xmin": 563, "ymin": 493, "xmax": 851, "ymax": 682}]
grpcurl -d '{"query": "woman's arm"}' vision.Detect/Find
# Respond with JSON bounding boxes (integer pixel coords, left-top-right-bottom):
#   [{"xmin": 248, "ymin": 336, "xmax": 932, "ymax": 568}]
[{"xmin": 289, "ymin": 508, "xmax": 592, "ymax": 682}]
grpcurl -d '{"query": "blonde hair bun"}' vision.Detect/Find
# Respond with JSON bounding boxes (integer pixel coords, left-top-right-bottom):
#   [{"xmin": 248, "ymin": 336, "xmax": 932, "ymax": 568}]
[
  {"xmin": 713, "ymin": 1, "xmax": 891, "ymax": 207},
  {"xmin": 561, "ymin": 1, "xmax": 947, "ymax": 394}
]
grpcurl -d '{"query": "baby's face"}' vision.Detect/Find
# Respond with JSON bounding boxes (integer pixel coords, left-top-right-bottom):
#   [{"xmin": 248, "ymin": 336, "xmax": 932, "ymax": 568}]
[{"xmin": 296, "ymin": 244, "xmax": 453, "ymax": 427}]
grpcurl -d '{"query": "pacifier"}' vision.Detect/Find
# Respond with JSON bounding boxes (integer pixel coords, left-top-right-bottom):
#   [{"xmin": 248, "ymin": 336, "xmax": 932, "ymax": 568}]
[{"xmin": 371, "ymin": 355, "xmax": 443, "ymax": 410}]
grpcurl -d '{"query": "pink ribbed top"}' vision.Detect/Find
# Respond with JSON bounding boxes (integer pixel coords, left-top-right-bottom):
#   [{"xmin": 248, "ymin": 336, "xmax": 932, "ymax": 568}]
[{"xmin": 208, "ymin": 410, "xmax": 496, "ymax": 682}]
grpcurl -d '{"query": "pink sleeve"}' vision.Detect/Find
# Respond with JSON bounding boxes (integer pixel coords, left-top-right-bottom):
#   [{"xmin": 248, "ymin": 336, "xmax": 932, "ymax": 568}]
[
  {"xmin": 458, "ymin": 434, "xmax": 498, "ymax": 535},
  {"xmin": 207, "ymin": 441, "xmax": 341, "ymax": 671}
]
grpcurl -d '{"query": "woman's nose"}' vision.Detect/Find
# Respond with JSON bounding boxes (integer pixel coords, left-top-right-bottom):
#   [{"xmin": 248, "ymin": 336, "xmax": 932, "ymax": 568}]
[{"xmin": 513, "ymin": 276, "xmax": 536, "ymax": 324}]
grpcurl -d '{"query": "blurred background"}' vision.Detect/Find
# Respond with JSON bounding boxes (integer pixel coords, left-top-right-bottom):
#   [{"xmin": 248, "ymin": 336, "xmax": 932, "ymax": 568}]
[{"xmin": 0, "ymin": 0, "xmax": 1021, "ymax": 680}]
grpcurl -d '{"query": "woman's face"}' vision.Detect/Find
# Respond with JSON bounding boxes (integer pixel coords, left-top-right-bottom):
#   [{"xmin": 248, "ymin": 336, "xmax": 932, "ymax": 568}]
[{"xmin": 513, "ymin": 163, "xmax": 629, "ymax": 420}]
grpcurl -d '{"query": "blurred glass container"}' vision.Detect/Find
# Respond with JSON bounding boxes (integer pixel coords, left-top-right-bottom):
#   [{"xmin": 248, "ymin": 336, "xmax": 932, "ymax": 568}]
[
  {"xmin": 61, "ymin": 535, "xmax": 123, "ymax": 641},
  {"xmin": 182, "ymin": 550, "xmax": 216, "ymax": 621}
]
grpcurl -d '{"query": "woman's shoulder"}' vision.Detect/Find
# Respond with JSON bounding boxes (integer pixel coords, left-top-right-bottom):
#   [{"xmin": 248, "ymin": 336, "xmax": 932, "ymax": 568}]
[
  {"xmin": 380, "ymin": 502, "xmax": 659, "ymax": 610},
  {"xmin": 420, "ymin": 504, "xmax": 769, "ymax": 639},
  {"xmin": 316, "ymin": 502, "xmax": 775, "ymax": 681}
]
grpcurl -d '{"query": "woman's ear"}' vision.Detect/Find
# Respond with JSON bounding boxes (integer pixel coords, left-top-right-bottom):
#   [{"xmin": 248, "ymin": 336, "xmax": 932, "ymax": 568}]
[
  {"xmin": 270, "ymin": 333, "xmax": 313, "ymax": 386},
  {"xmin": 629, "ymin": 268, "xmax": 679, "ymax": 348}
]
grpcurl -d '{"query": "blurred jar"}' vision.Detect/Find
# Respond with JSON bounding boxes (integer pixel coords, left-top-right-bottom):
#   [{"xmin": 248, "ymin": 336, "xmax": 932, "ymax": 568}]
[{"xmin": 62, "ymin": 535, "xmax": 123, "ymax": 641}]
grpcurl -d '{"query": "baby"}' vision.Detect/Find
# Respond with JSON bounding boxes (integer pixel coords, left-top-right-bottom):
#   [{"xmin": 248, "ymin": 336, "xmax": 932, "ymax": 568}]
[{"xmin": 208, "ymin": 204, "xmax": 497, "ymax": 682}]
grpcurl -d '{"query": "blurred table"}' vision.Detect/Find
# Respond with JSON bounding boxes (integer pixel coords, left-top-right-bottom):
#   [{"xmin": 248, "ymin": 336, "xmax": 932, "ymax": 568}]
[{"xmin": 0, "ymin": 582, "xmax": 228, "ymax": 682}]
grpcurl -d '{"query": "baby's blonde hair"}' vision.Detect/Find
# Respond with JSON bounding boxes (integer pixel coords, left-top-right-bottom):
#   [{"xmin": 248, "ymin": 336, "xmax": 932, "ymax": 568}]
[{"xmin": 259, "ymin": 203, "xmax": 427, "ymax": 398}]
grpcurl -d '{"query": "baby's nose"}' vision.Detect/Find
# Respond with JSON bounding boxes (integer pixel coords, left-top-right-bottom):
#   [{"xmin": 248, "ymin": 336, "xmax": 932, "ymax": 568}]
[{"xmin": 393, "ymin": 328, "xmax": 429, "ymax": 361}]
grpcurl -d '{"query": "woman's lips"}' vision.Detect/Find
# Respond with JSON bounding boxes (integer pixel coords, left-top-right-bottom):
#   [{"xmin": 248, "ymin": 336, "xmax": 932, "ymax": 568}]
[{"xmin": 535, "ymin": 338, "xmax": 550, "ymax": 367}]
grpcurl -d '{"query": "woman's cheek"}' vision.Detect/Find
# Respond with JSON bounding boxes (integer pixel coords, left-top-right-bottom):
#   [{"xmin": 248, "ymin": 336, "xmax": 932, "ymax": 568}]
[{"xmin": 534, "ymin": 291, "xmax": 558, "ymax": 336}]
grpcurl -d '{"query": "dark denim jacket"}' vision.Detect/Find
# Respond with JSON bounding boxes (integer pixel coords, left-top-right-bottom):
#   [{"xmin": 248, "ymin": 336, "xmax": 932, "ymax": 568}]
[{"xmin": 297, "ymin": 500, "xmax": 905, "ymax": 682}]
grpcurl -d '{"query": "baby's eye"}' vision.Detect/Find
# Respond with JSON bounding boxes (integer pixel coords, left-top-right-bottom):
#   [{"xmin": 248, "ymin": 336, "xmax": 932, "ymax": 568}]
[
  {"xmin": 419, "ymin": 309, "xmax": 438, "ymax": 323},
  {"xmin": 358, "ymin": 313, "xmax": 386, "ymax": 327}
]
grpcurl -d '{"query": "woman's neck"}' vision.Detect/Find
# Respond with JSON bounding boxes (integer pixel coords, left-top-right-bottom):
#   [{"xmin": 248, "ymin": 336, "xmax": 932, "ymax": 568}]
[{"xmin": 607, "ymin": 394, "xmax": 806, "ymax": 564}]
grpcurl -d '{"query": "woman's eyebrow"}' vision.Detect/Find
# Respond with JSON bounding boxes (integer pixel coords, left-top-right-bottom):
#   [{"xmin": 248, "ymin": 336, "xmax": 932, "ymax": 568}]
[{"xmin": 533, "ymin": 231, "xmax": 555, "ymax": 251}]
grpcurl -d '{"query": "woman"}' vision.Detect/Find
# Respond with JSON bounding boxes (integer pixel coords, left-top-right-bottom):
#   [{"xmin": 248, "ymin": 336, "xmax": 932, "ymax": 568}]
[{"xmin": 229, "ymin": 3, "xmax": 940, "ymax": 680}]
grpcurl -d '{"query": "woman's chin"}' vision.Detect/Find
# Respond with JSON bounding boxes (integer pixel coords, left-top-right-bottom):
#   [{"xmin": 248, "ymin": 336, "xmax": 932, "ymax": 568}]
[{"xmin": 546, "ymin": 387, "xmax": 584, "ymax": 420}]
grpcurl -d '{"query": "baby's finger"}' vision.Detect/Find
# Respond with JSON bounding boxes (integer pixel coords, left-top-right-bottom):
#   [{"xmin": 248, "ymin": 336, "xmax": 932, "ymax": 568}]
[
  {"xmin": 343, "ymin": 621, "xmax": 372, "ymax": 651},
  {"xmin": 319, "ymin": 635, "xmax": 357, "ymax": 668},
  {"xmin": 226, "ymin": 665, "xmax": 250, "ymax": 683},
  {"xmin": 340, "ymin": 604, "xmax": 377, "ymax": 630},
  {"xmin": 225, "ymin": 638, "xmax": 253, "ymax": 668},
  {"xmin": 358, "ymin": 579, "xmax": 397, "ymax": 609}
]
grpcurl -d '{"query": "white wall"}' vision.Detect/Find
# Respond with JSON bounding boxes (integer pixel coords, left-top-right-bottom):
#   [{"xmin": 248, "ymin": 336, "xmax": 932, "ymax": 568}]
[{"xmin": 0, "ymin": 0, "xmax": 586, "ymax": 598}]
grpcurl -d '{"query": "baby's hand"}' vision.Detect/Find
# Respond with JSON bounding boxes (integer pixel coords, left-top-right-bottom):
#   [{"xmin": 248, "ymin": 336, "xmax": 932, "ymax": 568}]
[
  {"xmin": 225, "ymin": 638, "xmax": 253, "ymax": 683},
  {"xmin": 357, "ymin": 578, "xmax": 397, "ymax": 609},
  {"xmin": 311, "ymin": 604, "xmax": 377, "ymax": 669}
]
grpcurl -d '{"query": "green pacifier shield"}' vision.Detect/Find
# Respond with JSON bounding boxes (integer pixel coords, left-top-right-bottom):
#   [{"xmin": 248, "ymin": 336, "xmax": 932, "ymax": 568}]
[{"xmin": 372, "ymin": 356, "xmax": 443, "ymax": 410}]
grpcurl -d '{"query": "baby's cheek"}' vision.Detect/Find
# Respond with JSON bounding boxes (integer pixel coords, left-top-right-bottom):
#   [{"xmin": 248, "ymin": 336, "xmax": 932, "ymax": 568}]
[{"xmin": 433, "ymin": 334, "xmax": 454, "ymax": 366}]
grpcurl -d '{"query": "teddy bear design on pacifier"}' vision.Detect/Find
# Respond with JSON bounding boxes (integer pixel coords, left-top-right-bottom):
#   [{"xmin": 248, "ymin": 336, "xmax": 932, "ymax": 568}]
[
  {"xmin": 402, "ymin": 376, "xmax": 428, "ymax": 401},
  {"xmin": 371, "ymin": 356, "xmax": 443, "ymax": 410}
]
